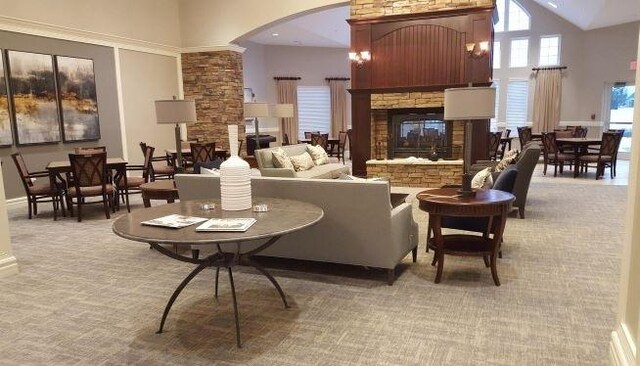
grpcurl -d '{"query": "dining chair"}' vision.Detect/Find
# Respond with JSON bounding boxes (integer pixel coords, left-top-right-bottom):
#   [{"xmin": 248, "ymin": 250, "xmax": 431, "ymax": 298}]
[
  {"xmin": 517, "ymin": 126, "xmax": 533, "ymax": 149},
  {"xmin": 574, "ymin": 126, "xmax": 588, "ymax": 138},
  {"xmin": 336, "ymin": 131, "xmax": 348, "ymax": 164},
  {"xmin": 541, "ymin": 132, "xmax": 575, "ymax": 177},
  {"xmin": 114, "ymin": 145, "xmax": 155, "ymax": 212},
  {"xmin": 237, "ymin": 139, "xmax": 244, "ymax": 156},
  {"xmin": 190, "ymin": 142, "xmax": 216, "ymax": 164},
  {"xmin": 11, "ymin": 152, "xmax": 66, "ymax": 220},
  {"xmin": 67, "ymin": 152, "xmax": 114, "ymax": 222},
  {"xmin": 579, "ymin": 132, "xmax": 619, "ymax": 180},
  {"xmin": 346, "ymin": 129, "xmax": 353, "ymax": 160},
  {"xmin": 607, "ymin": 129, "xmax": 625, "ymax": 177},
  {"xmin": 304, "ymin": 131, "xmax": 320, "ymax": 139},
  {"xmin": 497, "ymin": 129, "xmax": 512, "ymax": 159},
  {"xmin": 310, "ymin": 133, "xmax": 328, "ymax": 151},
  {"xmin": 488, "ymin": 132, "xmax": 502, "ymax": 161},
  {"xmin": 282, "ymin": 133, "xmax": 291, "ymax": 146},
  {"xmin": 140, "ymin": 142, "xmax": 175, "ymax": 179}
]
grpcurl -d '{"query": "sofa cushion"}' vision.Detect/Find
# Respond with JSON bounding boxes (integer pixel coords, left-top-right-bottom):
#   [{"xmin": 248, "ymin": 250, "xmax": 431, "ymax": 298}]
[
  {"xmin": 295, "ymin": 163, "xmax": 338, "ymax": 178},
  {"xmin": 290, "ymin": 152, "xmax": 315, "ymax": 171},
  {"xmin": 471, "ymin": 167, "xmax": 493, "ymax": 190},
  {"xmin": 272, "ymin": 148, "xmax": 294, "ymax": 169},
  {"xmin": 307, "ymin": 145, "xmax": 329, "ymax": 165}
]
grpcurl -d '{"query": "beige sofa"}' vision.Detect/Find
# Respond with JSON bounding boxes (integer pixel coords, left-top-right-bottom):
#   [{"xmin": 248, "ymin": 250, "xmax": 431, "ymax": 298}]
[
  {"xmin": 254, "ymin": 144, "xmax": 350, "ymax": 178},
  {"xmin": 175, "ymin": 174, "xmax": 419, "ymax": 284}
]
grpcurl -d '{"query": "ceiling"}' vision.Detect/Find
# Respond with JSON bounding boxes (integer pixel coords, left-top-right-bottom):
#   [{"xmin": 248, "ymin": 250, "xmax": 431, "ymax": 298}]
[{"xmin": 246, "ymin": 1, "xmax": 638, "ymax": 48}]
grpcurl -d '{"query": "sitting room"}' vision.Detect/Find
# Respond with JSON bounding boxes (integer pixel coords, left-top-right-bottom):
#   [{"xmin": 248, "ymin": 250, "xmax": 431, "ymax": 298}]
[{"xmin": 0, "ymin": 0, "xmax": 639, "ymax": 365}]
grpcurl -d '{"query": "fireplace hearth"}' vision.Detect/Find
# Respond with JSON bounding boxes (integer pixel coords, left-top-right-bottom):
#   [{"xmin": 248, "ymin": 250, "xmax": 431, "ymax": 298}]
[{"xmin": 388, "ymin": 108, "xmax": 454, "ymax": 159}]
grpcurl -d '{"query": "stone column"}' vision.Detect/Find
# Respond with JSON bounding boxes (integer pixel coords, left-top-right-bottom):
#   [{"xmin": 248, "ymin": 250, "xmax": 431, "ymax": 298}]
[
  {"xmin": 181, "ymin": 50, "xmax": 245, "ymax": 154},
  {"xmin": 0, "ymin": 162, "xmax": 18, "ymax": 278}
]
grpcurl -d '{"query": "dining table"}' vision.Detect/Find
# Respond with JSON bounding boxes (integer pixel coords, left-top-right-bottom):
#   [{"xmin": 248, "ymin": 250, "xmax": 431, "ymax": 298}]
[
  {"xmin": 165, "ymin": 147, "xmax": 228, "ymax": 163},
  {"xmin": 299, "ymin": 137, "xmax": 340, "ymax": 154},
  {"xmin": 556, "ymin": 137, "xmax": 602, "ymax": 178}
]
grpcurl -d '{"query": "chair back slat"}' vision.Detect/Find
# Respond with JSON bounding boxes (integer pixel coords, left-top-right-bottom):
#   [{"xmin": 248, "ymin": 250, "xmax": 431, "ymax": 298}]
[
  {"xmin": 503, "ymin": 129, "xmax": 511, "ymax": 138},
  {"xmin": 599, "ymin": 132, "xmax": 619, "ymax": 156},
  {"xmin": 69, "ymin": 152, "xmax": 108, "ymax": 187},
  {"xmin": 541, "ymin": 132, "xmax": 558, "ymax": 156},
  {"xmin": 488, "ymin": 132, "xmax": 502, "ymax": 160},
  {"xmin": 190, "ymin": 143, "xmax": 216, "ymax": 163},
  {"xmin": 11, "ymin": 152, "xmax": 34, "ymax": 188},
  {"xmin": 310, "ymin": 133, "xmax": 328, "ymax": 150},
  {"xmin": 518, "ymin": 127, "xmax": 532, "ymax": 147}
]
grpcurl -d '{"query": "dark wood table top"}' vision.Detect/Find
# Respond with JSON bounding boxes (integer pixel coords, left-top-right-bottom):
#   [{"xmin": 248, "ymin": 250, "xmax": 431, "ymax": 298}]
[
  {"xmin": 112, "ymin": 198, "xmax": 324, "ymax": 245},
  {"xmin": 47, "ymin": 157, "xmax": 127, "ymax": 171},
  {"xmin": 555, "ymin": 137, "xmax": 601, "ymax": 145},
  {"xmin": 417, "ymin": 188, "xmax": 515, "ymax": 208},
  {"xmin": 165, "ymin": 148, "xmax": 227, "ymax": 155}
]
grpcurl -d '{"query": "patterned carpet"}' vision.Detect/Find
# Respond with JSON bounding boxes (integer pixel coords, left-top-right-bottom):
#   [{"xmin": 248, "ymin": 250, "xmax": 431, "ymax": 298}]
[{"xmin": 0, "ymin": 181, "xmax": 625, "ymax": 365}]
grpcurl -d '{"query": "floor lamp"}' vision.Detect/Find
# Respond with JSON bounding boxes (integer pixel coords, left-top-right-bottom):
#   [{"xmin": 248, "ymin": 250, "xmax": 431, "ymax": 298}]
[
  {"xmin": 155, "ymin": 99, "xmax": 197, "ymax": 173},
  {"xmin": 271, "ymin": 104, "xmax": 294, "ymax": 143},
  {"xmin": 444, "ymin": 86, "xmax": 496, "ymax": 197},
  {"xmin": 243, "ymin": 102, "xmax": 270, "ymax": 151}
]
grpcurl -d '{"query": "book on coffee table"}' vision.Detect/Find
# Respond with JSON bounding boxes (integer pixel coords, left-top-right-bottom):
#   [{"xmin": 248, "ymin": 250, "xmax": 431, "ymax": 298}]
[
  {"xmin": 141, "ymin": 214, "xmax": 208, "ymax": 229},
  {"xmin": 196, "ymin": 218, "xmax": 257, "ymax": 232}
]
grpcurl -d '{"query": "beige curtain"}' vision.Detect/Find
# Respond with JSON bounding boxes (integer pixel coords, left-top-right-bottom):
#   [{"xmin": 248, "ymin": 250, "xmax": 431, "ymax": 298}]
[
  {"xmin": 532, "ymin": 69, "xmax": 563, "ymax": 132},
  {"xmin": 276, "ymin": 79, "xmax": 299, "ymax": 143},
  {"xmin": 328, "ymin": 79, "xmax": 348, "ymax": 136}
]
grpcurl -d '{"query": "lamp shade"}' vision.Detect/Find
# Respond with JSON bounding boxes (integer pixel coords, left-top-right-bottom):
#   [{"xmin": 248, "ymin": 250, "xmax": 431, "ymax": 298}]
[
  {"xmin": 444, "ymin": 87, "xmax": 496, "ymax": 120},
  {"xmin": 155, "ymin": 100, "xmax": 197, "ymax": 124},
  {"xmin": 271, "ymin": 104, "xmax": 294, "ymax": 118},
  {"xmin": 244, "ymin": 102, "xmax": 270, "ymax": 118}
]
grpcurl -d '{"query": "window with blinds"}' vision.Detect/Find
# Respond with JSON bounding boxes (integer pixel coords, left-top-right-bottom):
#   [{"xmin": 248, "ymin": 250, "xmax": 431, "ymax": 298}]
[
  {"xmin": 297, "ymin": 86, "xmax": 331, "ymax": 140},
  {"xmin": 506, "ymin": 79, "xmax": 529, "ymax": 134},
  {"xmin": 491, "ymin": 80, "xmax": 500, "ymax": 131}
]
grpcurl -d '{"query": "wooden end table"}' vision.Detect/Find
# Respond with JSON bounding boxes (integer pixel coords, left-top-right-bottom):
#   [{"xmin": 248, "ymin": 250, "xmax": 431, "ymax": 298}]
[
  {"xmin": 417, "ymin": 188, "xmax": 515, "ymax": 286},
  {"xmin": 140, "ymin": 180, "xmax": 179, "ymax": 208}
]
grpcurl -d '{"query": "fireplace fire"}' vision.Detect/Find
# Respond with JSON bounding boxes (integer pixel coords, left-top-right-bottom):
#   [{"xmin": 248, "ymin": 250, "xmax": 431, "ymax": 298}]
[{"xmin": 388, "ymin": 108, "xmax": 454, "ymax": 159}]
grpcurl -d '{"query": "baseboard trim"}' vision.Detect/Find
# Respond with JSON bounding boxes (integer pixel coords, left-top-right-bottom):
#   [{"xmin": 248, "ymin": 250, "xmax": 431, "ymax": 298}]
[
  {"xmin": 611, "ymin": 323, "xmax": 636, "ymax": 366},
  {"xmin": 0, "ymin": 255, "xmax": 18, "ymax": 278},
  {"xmin": 6, "ymin": 196, "xmax": 27, "ymax": 206}
]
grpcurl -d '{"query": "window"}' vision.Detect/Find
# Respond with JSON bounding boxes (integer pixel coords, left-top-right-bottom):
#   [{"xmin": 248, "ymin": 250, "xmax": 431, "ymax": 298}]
[
  {"xmin": 510, "ymin": 38, "xmax": 529, "ymax": 68},
  {"xmin": 297, "ymin": 86, "xmax": 331, "ymax": 140},
  {"xmin": 491, "ymin": 80, "xmax": 500, "ymax": 131},
  {"xmin": 493, "ymin": 41, "xmax": 501, "ymax": 69},
  {"xmin": 506, "ymin": 79, "xmax": 529, "ymax": 132},
  {"xmin": 495, "ymin": 0, "xmax": 505, "ymax": 32},
  {"xmin": 508, "ymin": 0, "xmax": 530, "ymax": 31},
  {"xmin": 608, "ymin": 84, "xmax": 635, "ymax": 153},
  {"xmin": 539, "ymin": 35, "xmax": 560, "ymax": 66}
]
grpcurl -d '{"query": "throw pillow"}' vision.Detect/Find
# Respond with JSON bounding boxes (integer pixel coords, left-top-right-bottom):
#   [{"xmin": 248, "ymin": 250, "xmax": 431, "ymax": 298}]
[
  {"xmin": 307, "ymin": 144, "xmax": 329, "ymax": 165},
  {"xmin": 289, "ymin": 152, "xmax": 315, "ymax": 172},
  {"xmin": 494, "ymin": 149, "xmax": 519, "ymax": 172},
  {"xmin": 471, "ymin": 167, "xmax": 493, "ymax": 190},
  {"xmin": 271, "ymin": 148, "xmax": 294, "ymax": 170}
]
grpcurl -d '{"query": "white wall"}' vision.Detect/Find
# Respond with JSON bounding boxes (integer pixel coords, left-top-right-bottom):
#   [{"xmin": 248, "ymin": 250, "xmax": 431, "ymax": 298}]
[
  {"xmin": 242, "ymin": 43, "xmax": 350, "ymax": 132},
  {"xmin": 119, "ymin": 50, "xmax": 181, "ymax": 165},
  {"xmin": 178, "ymin": 0, "xmax": 348, "ymax": 47},
  {"xmin": 0, "ymin": 0, "xmax": 182, "ymax": 47},
  {"xmin": 0, "ymin": 164, "xmax": 17, "ymax": 277}
]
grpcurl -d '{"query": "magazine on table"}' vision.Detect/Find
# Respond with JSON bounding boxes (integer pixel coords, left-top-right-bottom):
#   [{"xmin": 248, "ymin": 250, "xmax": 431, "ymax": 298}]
[
  {"xmin": 141, "ymin": 214, "xmax": 208, "ymax": 229},
  {"xmin": 196, "ymin": 218, "xmax": 257, "ymax": 232}
]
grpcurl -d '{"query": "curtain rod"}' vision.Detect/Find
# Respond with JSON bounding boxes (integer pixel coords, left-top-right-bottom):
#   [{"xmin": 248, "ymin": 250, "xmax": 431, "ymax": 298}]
[
  {"xmin": 325, "ymin": 77, "xmax": 350, "ymax": 81},
  {"xmin": 273, "ymin": 77, "xmax": 301, "ymax": 80},
  {"xmin": 532, "ymin": 66, "xmax": 567, "ymax": 71}
]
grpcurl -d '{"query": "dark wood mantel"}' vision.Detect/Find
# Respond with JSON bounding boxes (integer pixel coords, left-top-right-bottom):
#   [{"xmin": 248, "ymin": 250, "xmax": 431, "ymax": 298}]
[{"xmin": 349, "ymin": 6, "xmax": 495, "ymax": 176}]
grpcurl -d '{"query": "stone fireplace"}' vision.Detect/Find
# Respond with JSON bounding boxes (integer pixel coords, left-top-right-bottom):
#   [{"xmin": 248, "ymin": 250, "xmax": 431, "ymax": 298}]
[{"xmin": 348, "ymin": 0, "xmax": 494, "ymax": 185}]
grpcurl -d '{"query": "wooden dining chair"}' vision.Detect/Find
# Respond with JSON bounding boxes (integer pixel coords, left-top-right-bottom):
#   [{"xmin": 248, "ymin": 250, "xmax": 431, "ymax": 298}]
[
  {"xmin": 304, "ymin": 131, "xmax": 320, "ymax": 139},
  {"xmin": 282, "ymin": 133, "xmax": 291, "ymax": 146},
  {"xmin": 67, "ymin": 152, "xmax": 114, "ymax": 222},
  {"xmin": 336, "ymin": 131, "xmax": 348, "ymax": 164},
  {"xmin": 579, "ymin": 132, "xmax": 619, "ymax": 180},
  {"xmin": 346, "ymin": 129, "xmax": 353, "ymax": 160},
  {"xmin": 541, "ymin": 132, "xmax": 575, "ymax": 177},
  {"xmin": 140, "ymin": 142, "xmax": 175, "ymax": 179},
  {"xmin": 488, "ymin": 132, "xmax": 502, "ymax": 161},
  {"xmin": 190, "ymin": 142, "xmax": 216, "ymax": 163},
  {"xmin": 517, "ymin": 126, "xmax": 533, "ymax": 149},
  {"xmin": 310, "ymin": 133, "xmax": 328, "ymax": 151},
  {"xmin": 11, "ymin": 152, "xmax": 66, "ymax": 220},
  {"xmin": 114, "ymin": 145, "xmax": 155, "ymax": 212}
]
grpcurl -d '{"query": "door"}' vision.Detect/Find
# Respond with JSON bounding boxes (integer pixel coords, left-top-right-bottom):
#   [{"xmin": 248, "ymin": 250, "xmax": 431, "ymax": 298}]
[{"xmin": 605, "ymin": 83, "xmax": 635, "ymax": 160}]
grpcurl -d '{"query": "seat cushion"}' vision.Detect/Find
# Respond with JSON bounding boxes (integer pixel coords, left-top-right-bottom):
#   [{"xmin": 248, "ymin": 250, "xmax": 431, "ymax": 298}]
[
  {"xmin": 556, "ymin": 153, "xmax": 576, "ymax": 160},
  {"xmin": 294, "ymin": 164, "xmax": 346, "ymax": 179},
  {"xmin": 69, "ymin": 184, "xmax": 114, "ymax": 197},
  {"xmin": 27, "ymin": 182, "xmax": 58, "ymax": 195},
  {"xmin": 118, "ymin": 176, "xmax": 146, "ymax": 188},
  {"xmin": 153, "ymin": 163, "xmax": 175, "ymax": 175},
  {"xmin": 579, "ymin": 154, "xmax": 612, "ymax": 162}
]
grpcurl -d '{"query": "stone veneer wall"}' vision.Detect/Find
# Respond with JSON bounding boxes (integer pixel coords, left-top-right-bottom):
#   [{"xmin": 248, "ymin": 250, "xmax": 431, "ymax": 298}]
[
  {"xmin": 369, "ymin": 91, "xmax": 464, "ymax": 159},
  {"xmin": 351, "ymin": 0, "xmax": 494, "ymax": 19},
  {"xmin": 181, "ymin": 51, "xmax": 245, "ymax": 154},
  {"xmin": 367, "ymin": 163, "xmax": 463, "ymax": 187}
]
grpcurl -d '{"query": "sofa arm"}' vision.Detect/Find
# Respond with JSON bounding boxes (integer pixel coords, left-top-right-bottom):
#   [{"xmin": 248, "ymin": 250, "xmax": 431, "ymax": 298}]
[
  {"xmin": 390, "ymin": 202, "xmax": 419, "ymax": 264},
  {"xmin": 259, "ymin": 167, "xmax": 296, "ymax": 178}
]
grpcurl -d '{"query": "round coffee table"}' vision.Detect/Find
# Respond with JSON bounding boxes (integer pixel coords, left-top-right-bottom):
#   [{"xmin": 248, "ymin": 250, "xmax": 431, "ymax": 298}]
[
  {"xmin": 112, "ymin": 197, "xmax": 323, "ymax": 347},
  {"xmin": 140, "ymin": 180, "xmax": 179, "ymax": 208}
]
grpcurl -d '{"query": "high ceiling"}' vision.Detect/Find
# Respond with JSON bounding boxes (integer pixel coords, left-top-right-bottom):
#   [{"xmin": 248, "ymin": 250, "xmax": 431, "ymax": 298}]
[{"xmin": 246, "ymin": 1, "xmax": 639, "ymax": 48}]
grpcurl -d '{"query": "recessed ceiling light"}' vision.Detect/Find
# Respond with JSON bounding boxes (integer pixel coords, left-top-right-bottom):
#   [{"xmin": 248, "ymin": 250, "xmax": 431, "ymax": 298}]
[
  {"xmin": 272, "ymin": 33, "xmax": 279, "ymax": 37},
  {"xmin": 547, "ymin": 1, "xmax": 558, "ymax": 8}
]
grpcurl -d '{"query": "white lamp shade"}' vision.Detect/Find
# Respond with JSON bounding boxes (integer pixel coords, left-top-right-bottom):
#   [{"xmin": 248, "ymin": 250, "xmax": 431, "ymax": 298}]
[
  {"xmin": 271, "ymin": 104, "xmax": 294, "ymax": 118},
  {"xmin": 155, "ymin": 100, "xmax": 197, "ymax": 124},
  {"xmin": 444, "ymin": 87, "xmax": 496, "ymax": 120},
  {"xmin": 244, "ymin": 102, "xmax": 270, "ymax": 118}
]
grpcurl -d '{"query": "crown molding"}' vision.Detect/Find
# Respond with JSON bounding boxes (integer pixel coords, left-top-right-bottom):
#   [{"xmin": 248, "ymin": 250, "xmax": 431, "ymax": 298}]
[
  {"xmin": 180, "ymin": 44, "xmax": 247, "ymax": 54},
  {"xmin": 0, "ymin": 15, "xmax": 182, "ymax": 57}
]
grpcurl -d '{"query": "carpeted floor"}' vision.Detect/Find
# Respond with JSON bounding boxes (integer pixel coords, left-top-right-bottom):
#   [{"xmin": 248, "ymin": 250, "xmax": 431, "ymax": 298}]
[{"xmin": 0, "ymin": 180, "xmax": 626, "ymax": 365}]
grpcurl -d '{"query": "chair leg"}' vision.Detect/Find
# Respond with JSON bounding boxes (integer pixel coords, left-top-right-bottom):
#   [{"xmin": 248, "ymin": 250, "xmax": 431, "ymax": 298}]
[
  {"xmin": 543, "ymin": 161, "xmax": 547, "ymax": 175},
  {"xmin": 33, "ymin": 199, "xmax": 38, "ymax": 216},
  {"xmin": 102, "ymin": 194, "xmax": 111, "ymax": 219},
  {"xmin": 77, "ymin": 199, "xmax": 82, "ymax": 222},
  {"xmin": 553, "ymin": 162, "xmax": 557, "ymax": 177},
  {"xmin": 519, "ymin": 207, "xmax": 525, "ymax": 219},
  {"xmin": 412, "ymin": 247, "xmax": 417, "ymax": 263},
  {"xmin": 28, "ymin": 197, "xmax": 33, "ymax": 219}
]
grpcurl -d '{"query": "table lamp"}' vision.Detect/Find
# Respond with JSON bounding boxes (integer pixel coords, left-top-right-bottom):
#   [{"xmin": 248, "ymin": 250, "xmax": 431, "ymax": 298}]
[
  {"xmin": 271, "ymin": 104, "xmax": 294, "ymax": 143},
  {"xmin": 155, "ymin": 99, "xmax": 197, "ymax": 173},
  {"xmin": 444, "ymin": 86, "xmax": 496, "ymax": 197}
]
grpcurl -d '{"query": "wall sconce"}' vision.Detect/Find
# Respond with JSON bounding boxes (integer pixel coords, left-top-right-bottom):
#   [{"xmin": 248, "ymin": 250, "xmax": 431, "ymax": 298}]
[
  {"xmin": 349, "ymin": 50, "xmax": 371, "ymax": 65},
  {"xmin": 465, "ymin": 41, "xmax": 490, "ymax": 58}
]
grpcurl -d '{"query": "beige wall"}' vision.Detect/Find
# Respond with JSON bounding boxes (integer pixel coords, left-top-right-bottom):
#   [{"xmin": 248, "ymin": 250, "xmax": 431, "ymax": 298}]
[
  {"xmin": 119, "ymin": 50, "xmax": 181, "ymax": 165},
  {"xmin": 0, "ymin": 163, "xmax": 17, "ymax": 277},
  {"xmin": 0, "ymin": 0, "xmax": 182, "ymax": 47},
  {"xmin": 178, "ymin": 0, "xmax": 348, "ymax": 47}
]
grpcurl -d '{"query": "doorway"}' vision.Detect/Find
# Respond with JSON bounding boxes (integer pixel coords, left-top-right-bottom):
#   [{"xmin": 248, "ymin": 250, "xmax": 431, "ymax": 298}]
[{"xmin": 605, "ymin": 83, "xmax": 635, "ymax": 159}]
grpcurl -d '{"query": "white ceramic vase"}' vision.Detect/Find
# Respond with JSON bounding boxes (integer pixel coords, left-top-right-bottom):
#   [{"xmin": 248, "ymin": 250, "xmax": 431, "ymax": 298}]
[{"xmin": 220, "ymin": 125, "xmax": 252, "ymax": 211}]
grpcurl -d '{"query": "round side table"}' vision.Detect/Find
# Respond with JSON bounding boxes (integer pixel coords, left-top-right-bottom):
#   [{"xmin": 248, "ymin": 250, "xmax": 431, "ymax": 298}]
[{"xmin": 417, "ymin": 188, "xmax": 515, "ymax": 286}]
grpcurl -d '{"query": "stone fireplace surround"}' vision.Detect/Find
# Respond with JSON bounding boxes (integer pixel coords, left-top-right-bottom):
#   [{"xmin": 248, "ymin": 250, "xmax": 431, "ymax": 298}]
[{"xmin": 366, "ymin": 91, "xmax": 464, "ymax": 187}]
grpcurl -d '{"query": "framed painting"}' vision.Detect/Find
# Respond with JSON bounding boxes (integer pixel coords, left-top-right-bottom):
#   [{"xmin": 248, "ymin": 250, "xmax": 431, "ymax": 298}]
[
  {"xmin": 55, "ymin": 56, "xmax": 100, "ymax": 142},
  {"xmin": 7, "ymin": 50, "xmax": 61, "ymax": 145},
  {"xmin": 0, "ymin": 50, "xmax": 12, "ymax": 147}
]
